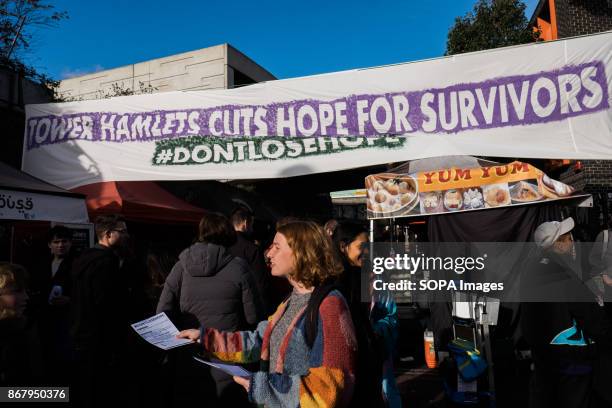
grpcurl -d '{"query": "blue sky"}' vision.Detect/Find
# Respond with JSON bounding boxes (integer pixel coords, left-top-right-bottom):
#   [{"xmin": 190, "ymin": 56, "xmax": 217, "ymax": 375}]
[{"xmin": 26, "ymin": 0, "xmax": 540, "ymax": 81}]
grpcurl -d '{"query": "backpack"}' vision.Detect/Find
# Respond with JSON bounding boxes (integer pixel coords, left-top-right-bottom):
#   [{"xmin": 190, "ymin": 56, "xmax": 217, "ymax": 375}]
[{"xmin": 304, "ymin": 282, "xmax": 386, "ymax": 408}]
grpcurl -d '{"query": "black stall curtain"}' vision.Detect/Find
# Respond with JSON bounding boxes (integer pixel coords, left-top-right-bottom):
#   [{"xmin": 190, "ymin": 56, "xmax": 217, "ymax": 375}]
[
  {"xmin": 426, "ymin": 203, "xmax": 564, "ymax": 349},
  {"xmin": 428, "ymin": 203, "xmax": 562, "ymax": 243}
]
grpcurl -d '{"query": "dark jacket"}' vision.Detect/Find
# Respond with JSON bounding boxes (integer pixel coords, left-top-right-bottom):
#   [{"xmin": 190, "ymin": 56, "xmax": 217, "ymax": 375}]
[
  {"xmin": 71, "ymin": 245, "xmax": 127, "ymax": 354},
  {"xmin": 156, "ymin": 242, "xmax": 261, "ymax": 331},
  {"xmin": 520, "ymin": 252, "xmax": 612, "ymax": 405},
  {"xmin": 229, "ymin": 232, "xmax": 271, "ymax": 314},
  {"xmin": 337, "ymin": 260, "xmax": 386, "ymax": 408},
  {"xmin": 28, "ymin": 255, "xmax": 74, "ymax": 319},
  {"xmin": 0, "ymin": 318, "xmax": 34, "ymax": 385},
  {"xmin": 520, "ymin": 252, "xmax": 612, "ymax": 352}
]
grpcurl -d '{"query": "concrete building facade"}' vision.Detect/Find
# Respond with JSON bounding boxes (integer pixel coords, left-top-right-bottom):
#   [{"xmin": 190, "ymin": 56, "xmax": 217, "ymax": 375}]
[
  {"xmin": 57, "ymin": 43, "xmax": 275, "ymax": 100},
  {"xmin": 0, "ymin": 68, "xmax": 53, "ymax": 168}
]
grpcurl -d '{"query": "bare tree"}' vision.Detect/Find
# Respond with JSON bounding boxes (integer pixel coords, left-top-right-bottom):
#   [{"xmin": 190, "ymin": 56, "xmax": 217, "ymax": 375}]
[{"xmin": 0, "ymin": 0, "xmax": 67, "ymax": 90}]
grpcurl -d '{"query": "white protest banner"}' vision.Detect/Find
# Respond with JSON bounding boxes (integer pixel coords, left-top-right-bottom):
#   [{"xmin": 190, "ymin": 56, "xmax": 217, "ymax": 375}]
[{"xmin": 22, "ymin": 32, "xmax": 612, "ymax": 189}]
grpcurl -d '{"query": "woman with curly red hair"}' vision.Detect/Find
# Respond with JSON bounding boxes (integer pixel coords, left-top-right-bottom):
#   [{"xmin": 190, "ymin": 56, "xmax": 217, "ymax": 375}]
[{"xmin": 178, "ymin": 220, "xmax": 357, "ymax": 407}]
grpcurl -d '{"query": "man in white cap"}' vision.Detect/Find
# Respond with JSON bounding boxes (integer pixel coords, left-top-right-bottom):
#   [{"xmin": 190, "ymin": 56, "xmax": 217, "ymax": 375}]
[
  {"xmin": 533, "ymin": 217, "xmax": 576, "ymax": 255},
  {"xmin": 520, "ymin": 217, "xmax": 581, "ymax": 303},
  {"xmin": 521, "ymin": 217, "xmax": 611, "ymax": 408}
]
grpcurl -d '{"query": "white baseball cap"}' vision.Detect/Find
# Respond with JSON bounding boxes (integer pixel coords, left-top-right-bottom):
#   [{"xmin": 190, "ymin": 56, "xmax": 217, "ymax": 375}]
[{"xmin": 534, "ymin": 217, "xmax": 575, "ymax": 249}]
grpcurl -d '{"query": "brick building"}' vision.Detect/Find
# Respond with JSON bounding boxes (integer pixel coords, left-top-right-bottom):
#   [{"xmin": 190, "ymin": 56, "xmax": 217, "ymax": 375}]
[
  {"xmin": 531, "ymin": 0, "xmax": 612, "ymax": 233},
  {"xmin": 533, "ymin": 0, "xmax": 612, "ymax": 39}
]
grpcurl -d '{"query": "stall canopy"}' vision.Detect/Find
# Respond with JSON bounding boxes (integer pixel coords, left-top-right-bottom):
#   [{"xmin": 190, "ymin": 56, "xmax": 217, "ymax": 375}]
[
  {"xmin": 71, "ymin": 181, "xmax": 205, "ymax": 224},
  {"xmin": 0, "ymin": 161, "xmax": 88, "ymax": 223},
  {"xmin": 364, "ymin": 159, "xmax": 590, "ymax": 219},
  {"xmin": 331, "ymin": 156, "xmax": 499, "ymax": 205},
  {"xmin": 21, "ymin": 31, "xmax": 612, "ymax": 189}
]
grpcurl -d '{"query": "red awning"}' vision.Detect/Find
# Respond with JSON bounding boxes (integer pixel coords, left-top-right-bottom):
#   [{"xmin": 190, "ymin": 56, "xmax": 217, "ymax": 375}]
[{"xmin": 72, "ymin": 181, "xmax": 205, "ymax": 224}]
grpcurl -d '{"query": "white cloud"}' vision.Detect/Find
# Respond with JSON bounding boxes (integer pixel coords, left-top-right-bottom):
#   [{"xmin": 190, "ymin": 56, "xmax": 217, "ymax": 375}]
[{"xmin": 60, "ymin": 64, "xmax": 105, "ymax": 79}]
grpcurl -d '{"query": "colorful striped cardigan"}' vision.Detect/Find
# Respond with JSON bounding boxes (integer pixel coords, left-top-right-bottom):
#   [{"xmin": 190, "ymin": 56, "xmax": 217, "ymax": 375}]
[{"xmin": 200, "ymin": 289, "xmax": 357, "ymax": 407}]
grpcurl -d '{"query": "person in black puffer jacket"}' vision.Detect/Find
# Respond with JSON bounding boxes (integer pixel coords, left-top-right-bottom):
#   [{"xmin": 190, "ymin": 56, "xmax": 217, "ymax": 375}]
[{"xmin": 157, "ymin": 212, "xmax": 263, "ymax": 407}]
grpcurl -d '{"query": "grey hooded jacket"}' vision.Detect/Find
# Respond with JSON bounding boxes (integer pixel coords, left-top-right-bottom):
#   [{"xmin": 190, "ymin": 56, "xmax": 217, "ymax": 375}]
[{"xmin": 156, "ymin": 242, "xmax": 262, "ymax": 331}]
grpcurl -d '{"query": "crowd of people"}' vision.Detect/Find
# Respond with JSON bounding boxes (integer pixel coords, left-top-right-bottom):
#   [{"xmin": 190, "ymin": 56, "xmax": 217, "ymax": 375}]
[
  {"xmin": 3, "ymin": 208, "xmax": 612, "ymax": 407},
  {"xmin": 0, "ymin": 211, "xmax": 402, "ymax": 408}
]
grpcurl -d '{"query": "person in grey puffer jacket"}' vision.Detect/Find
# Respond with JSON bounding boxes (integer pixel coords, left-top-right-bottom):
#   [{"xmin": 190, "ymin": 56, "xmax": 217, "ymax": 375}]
[{"xmin": 156, "ymin": 212, "xmax": 263, "ymax": 407}]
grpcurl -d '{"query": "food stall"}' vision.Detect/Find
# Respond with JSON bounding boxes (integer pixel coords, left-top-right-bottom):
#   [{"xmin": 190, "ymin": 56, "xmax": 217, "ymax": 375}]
[{"xmin": 363, "ymin": 157, "xmax": 592, "ymax": 405}]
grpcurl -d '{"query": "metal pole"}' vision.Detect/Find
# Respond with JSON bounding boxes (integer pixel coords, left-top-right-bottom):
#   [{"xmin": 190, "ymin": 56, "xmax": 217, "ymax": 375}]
[{"xmin": 481, "ymin": 307, "xmax": 496, "ymax": 406}]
